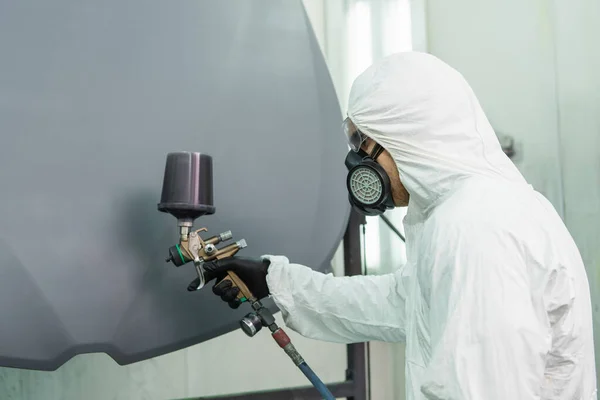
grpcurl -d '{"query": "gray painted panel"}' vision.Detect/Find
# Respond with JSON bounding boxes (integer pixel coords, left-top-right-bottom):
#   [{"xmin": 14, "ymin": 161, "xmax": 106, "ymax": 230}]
[{"xmin": 0, "ymin": 0, "xmax": 349, "ymax": 370}]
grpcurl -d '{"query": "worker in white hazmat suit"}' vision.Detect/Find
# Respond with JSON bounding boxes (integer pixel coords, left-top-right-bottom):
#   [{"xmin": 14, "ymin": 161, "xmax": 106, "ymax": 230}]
[{"xmin": 199, "ymin": 52, "xmax": 597, "ymax": 400}]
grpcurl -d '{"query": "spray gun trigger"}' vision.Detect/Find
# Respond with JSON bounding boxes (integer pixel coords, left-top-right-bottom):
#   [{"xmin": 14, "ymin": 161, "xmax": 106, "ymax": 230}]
[{"xmin": 193, "ymin": 261, "xmax": 206, "ymax": 290}]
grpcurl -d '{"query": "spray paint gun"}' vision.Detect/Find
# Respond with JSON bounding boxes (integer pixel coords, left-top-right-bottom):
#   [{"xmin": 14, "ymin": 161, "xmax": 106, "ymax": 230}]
[
  {"xmin": 158, "ymin": 152, "xmax": 248, "ymax": 292},
  {"xmin": 157, "ymin": 152, "xmax": 335, "ymax": 399},
  {"xmin": 156, "ymin": 152, "xmax": 274, "ymax": 332}
]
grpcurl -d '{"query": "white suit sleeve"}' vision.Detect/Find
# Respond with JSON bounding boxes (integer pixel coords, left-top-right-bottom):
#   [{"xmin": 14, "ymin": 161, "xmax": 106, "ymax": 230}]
[
  {"xmin": 420, "ymin": 222, "xmax": 550, "ymax": 400},
  {"xmin": 263, "ymin": 255, "xmax": 407, "ymax": 343}
]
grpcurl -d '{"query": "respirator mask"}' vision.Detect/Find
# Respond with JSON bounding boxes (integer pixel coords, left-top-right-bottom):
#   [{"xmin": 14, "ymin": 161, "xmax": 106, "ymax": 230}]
[{"xmin": 343, "ymin": 117, "xmax": 395, "ymax": 216}]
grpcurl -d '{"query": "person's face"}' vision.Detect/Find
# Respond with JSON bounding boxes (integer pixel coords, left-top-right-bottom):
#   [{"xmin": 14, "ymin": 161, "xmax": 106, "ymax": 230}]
[
  {"xmin": 347, "ymin": 121, "xmax": 410, "ymax": 207},
  {"xmin": 361, "ymin": 138, "xmax": 410, "ymax": 207}
]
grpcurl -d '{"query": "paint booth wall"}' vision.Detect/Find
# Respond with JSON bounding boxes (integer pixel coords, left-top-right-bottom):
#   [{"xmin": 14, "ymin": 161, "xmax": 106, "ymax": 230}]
[{"xmin": 427, "ymin": 0, "xmax": 600, "ymax": 386}]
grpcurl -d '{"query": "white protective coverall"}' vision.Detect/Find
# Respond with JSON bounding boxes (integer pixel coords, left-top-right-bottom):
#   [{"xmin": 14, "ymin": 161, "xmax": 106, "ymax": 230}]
[{"xmin": 264, "ymin": 52, "xmax": 597, "ymax": 400}]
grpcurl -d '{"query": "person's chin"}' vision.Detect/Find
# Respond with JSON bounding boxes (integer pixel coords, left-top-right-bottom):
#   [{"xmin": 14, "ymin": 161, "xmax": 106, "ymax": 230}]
[
  {"xmin": 393, "ymin": 197, "xmax": 409, "ymax": 208},
  {"xmin": 393, "ymin": 193, "xmax": 409, "ymax": 207}
]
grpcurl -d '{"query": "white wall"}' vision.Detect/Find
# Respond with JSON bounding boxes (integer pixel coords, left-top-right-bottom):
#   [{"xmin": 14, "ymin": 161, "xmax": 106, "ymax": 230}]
[
  {"xmin": 427, "ymin": 0, "xmax": 565, "ymax": 214},
  {"xmin": 551, "ymin": 0, "xmax": 600, "ymax": 385},
  {"xmin": 427, "ymin": 0, "xmax": 600, "ymax": 387}
]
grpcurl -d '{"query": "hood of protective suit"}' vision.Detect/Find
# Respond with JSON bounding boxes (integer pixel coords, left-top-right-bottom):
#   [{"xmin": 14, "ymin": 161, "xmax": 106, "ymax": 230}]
[{"xmin": 347, "ymin": 52, "xmax": 526, "ymax": 213}]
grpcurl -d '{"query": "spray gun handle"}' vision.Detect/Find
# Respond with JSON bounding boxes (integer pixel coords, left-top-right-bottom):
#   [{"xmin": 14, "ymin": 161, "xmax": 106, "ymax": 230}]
[
  {"xmin": 218, "ymin": 271, "xmax": 255, "ymax": 303},
  {"xmin": 210, "ymin": 239, "xmax": 254, "ymax": 301}
]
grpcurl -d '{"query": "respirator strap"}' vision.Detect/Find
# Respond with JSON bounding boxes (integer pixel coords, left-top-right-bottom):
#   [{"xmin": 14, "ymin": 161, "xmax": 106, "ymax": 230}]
[{"xmin": 370, "ymin": 143, "xmax": 385, "ymax": 160}]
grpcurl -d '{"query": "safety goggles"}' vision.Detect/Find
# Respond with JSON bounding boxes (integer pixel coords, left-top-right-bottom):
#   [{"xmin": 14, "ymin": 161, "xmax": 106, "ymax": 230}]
[{"xmin": 342, "ymin": 117, "xmax": 368, "ymax": 152}]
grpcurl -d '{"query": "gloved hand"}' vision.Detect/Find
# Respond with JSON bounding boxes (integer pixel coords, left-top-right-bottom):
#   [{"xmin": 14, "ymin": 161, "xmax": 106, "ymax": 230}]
[{"xmin": 187, "ymin": 256, "xmax": 271, "ymax": 309}]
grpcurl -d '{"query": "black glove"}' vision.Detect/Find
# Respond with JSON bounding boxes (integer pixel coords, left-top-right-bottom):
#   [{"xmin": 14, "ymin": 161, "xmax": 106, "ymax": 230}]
[{"xmin": 187, "ymin": 256, "xmax": 271, "ymax": 309}]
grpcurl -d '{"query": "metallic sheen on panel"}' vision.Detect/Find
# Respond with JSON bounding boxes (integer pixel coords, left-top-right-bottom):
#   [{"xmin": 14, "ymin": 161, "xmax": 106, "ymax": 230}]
[{"xmin": 0, "ymin": 0, "xmax": 350, "ymax": 370}]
